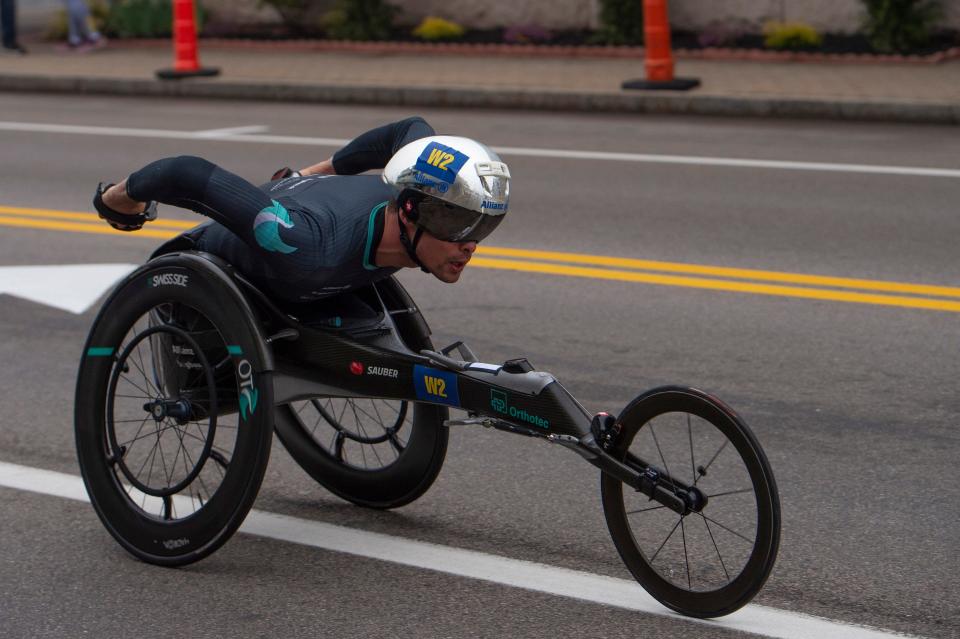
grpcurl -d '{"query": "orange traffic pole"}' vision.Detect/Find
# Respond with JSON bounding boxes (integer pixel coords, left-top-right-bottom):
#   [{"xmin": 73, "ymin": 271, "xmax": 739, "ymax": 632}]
[
  {"xmin": 157, "ymin": 0, "xmax": 219, "ymax": 79},
  {"xmin": 622, "ymin": 0, "xmax": 699, "ymax": 91}
]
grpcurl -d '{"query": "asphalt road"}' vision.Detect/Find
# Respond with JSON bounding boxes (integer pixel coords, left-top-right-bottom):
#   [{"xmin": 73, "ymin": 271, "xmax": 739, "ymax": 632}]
[{"xmin": 0, "ymin": 94, "xmax": 957, "ymax": 639}]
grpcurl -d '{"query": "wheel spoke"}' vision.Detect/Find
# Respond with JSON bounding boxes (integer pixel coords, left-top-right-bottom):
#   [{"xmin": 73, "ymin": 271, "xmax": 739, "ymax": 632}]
[
  {"xmin": 699, "ymin": 513, "xmax": 731, "ymax": 581},
  {"xmin": 116, "ymin": 373, "xmax": 155, "ymax": 402},
  {"xmin": 156, "ymin": 429, "xmax": 173, "ymax": 489},
  {"xmin": 116, "ymin": 414, "xmax": 153, "ymax": 450},
  {"xmin": 700, "ymin": 440, "xmax": 730, "ymax": 479},
  {"xmin": 649, "ymin": 516, "xmax": 683, "ymax": 564},
  {"xmin": 132, "ymin": 338, "xmax": 161, "ymax": 398},
  {"xmin": 626, "ymin": 503, "xmax": 669, "ymax": 515},
  {"xmin": 708, "ymin": 488, "xmax": 754, "ymax": 499},
  {"xmin": 700, "ymin": 513, "xmax": 755, "ymax": 545},
  {"xmin": 648, "ymin": 421, "xmax": 676, "ymax": 495},
  {"xmin": 135, "ymin": 427, "xmax": 161, "ymax": 482}
]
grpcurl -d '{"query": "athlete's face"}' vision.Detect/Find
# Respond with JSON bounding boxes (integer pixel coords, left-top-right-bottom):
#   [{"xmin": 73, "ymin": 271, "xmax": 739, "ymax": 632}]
[{"xmin": 417, "ymin": 231, "xmax": 477, "ymax": 283}]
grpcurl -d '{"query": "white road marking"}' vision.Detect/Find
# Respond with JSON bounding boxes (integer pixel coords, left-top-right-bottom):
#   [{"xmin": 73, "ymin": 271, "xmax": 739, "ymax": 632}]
[
  {"xmin": 491, "ymin": 146, "xmax": 960, "ymax": 178},
  {"xmin": 0, "ymin": 120, "xmax": 348, "ymax": 145},
  {"xmin": 192, "ymin": 125, "xmax": 270, "ymax": 138},
  {"xmin": 0, "ymin": 263, "xmax": 137, "ymax": 314},
  {"xmin": 0, "ymin": 461, "xmax": 926, "ymax": 639},
  {"xmin": 0, "ymin": 120, "xmax": 958, "ymax": 178}
]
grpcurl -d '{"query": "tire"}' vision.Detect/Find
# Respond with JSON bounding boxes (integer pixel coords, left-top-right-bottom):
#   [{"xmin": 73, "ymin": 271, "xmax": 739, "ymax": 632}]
[
  {"xmin": 273, "ymin": 277, "xmax": 448, "ymax": 509},
  {"xmin": 75, "ymin": 259, "xmax": 273, "ymax": 566},
  {"xmin": 601, "ymin": 387, "xmax": 780, "ymax": 618}
]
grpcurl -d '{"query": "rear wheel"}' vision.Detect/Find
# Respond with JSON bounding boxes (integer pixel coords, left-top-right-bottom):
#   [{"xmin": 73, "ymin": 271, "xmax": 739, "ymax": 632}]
[
  {"xmin": 273, "ymin": 277, "xmax": 448, "ymax": 509},
  {"xmin": 601, "ymin": 387, "xmax": 780, "ymax": 618},
  {"xmin": 75, "ymin": 262, "xmax": 273, "ymax": 565}
]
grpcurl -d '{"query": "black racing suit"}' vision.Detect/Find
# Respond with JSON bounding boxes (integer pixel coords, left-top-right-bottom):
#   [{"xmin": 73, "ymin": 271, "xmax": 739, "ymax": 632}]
[{"xmin": 130, "ymin": 117, "xmax": 435, "ymax": 303}]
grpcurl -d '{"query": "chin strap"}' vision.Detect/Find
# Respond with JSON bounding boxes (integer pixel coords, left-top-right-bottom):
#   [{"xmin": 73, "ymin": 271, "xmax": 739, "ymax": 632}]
[
  {"xmin": 398, "ymin": 199, "xmax": 430, "ymax": 273},
  {"xmin": 398, "ymin": 212, "xmax": 429, "ymax": 273}
]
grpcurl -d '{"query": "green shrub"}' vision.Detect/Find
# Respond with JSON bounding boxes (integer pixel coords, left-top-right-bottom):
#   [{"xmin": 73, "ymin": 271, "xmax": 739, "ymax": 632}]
[
  {"xmin": 861, "ymin": 0, "xmax": 943, "ymax": 53},
  {"xmin": 104, "ymin": 0, "xmax": 205, "ymax": 38},
  {"xmin": 321, "ymin": 0, "xmax": 398, "ymax": 41},
  {"xmin": 257, "ymin": 0, "xmax": 335, "ymax": 36},
  {"xmin": 763, "ymin": 21, "xmax": 823, "ymax": 50},
  {"xmin": 412, "ymin": 16, "xmax": 464, "ymax": 41},
  {"xmin": 595, "ymin": 0, "xmax": 643, "ymax": 45}
]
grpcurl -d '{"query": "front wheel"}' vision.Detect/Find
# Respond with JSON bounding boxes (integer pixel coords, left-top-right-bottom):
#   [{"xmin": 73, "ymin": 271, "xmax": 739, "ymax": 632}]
[{"xmin": 601, "ymin": 387, "xmax": 780, "ymax": 618}]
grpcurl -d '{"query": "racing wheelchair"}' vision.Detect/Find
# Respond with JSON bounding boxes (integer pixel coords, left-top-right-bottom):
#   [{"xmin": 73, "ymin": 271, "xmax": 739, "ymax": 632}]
[{"xmin": 75, "ymin": 250, "xmax": 780, "ymax": 618}]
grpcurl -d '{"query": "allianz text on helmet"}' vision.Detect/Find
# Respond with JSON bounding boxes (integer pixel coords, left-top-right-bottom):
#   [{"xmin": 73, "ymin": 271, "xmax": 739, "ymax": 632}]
[{"xmin": 383, "ymin": 136, "xmax": 510, "ymax": 242}]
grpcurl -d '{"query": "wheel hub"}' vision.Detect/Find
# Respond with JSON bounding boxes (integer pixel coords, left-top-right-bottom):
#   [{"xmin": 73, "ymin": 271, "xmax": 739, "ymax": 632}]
[
  {"xmin": 144, "ymin": 398, "xmax": 192, "ymax": 423},
  {"xmin": 684, "ymin": 485, "xmax": 709, "ymax": 513}
]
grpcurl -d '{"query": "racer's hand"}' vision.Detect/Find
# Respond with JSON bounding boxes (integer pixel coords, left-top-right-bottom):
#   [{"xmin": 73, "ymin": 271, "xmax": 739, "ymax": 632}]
[
  {"xmin": 93, "ymin": 182, "xmax": 158, "ymax": 232},
  {"xmin": 270, "ymin": 167, "xmax": 302, "ymax": 181}
]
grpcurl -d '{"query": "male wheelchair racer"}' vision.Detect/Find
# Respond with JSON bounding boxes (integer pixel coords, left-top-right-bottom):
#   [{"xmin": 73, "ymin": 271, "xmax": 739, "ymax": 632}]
[{"xmin": 75, "ymin": 250, "xmax": 781, "ymax": 619}]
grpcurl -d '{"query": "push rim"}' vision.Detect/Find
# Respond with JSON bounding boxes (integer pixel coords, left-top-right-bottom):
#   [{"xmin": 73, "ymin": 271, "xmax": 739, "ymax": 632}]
[
  {"xmin": 290, "ymin": 398, "xmax": 411, "ymax": 471},
  {"xmin": 103, "ymin": 306, "xmax": 240, "ymax": 521}
]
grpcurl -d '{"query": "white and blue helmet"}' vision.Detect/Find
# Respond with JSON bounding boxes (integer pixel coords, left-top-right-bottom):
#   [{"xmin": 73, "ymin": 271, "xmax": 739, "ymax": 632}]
[{"xmin": 383, "ymin": 136, "xmax": 510, "ymax": 242}]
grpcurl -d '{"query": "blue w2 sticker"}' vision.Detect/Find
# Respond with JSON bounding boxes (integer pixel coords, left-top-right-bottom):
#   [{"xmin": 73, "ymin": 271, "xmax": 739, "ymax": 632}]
[
  {"xmin": 414, "ymin": 142, "xmax": 469, "ymax": 185},
  {"xmin": 413, "ymin": 365, "xmax": 460, "ymax": 407}
]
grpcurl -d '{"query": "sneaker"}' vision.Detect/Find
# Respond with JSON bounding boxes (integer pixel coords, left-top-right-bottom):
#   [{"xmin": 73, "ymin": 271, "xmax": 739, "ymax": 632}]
[
  {"xmin": 1, "ymin": 42, "xmax": 28, "ymax": 55},
  {"xmin": 64, "ymin": 41, "xmax": 94, "ymax": 54}
]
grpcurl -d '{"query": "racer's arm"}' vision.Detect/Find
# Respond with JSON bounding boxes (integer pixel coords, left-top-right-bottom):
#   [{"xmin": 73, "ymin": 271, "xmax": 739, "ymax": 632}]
[
  {"xmin": 101, "ymin": 156, "xmax": 322, "ymax": 271},
  {"xmin": 298, "ymin": 117, "xmax": 436, "ymax": 177}
]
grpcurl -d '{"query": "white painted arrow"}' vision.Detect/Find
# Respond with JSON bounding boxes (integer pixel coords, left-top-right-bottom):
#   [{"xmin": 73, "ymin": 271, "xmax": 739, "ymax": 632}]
[{"xmin": 0, "ymin": 263, "xmax": 138, "ymax": 314}]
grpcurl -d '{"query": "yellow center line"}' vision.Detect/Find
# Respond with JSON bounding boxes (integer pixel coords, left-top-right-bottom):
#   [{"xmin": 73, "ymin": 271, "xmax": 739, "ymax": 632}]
[
  {"xmin": 0, "ymin": 215, "xmax": 181, "ymax": 239},
  {"xmin": 470, "ymin": 257, "xmax": 960, "ymax": 313},
  {"xmin": 475, "ymin": 246, "xmax": 960, "ymax": 299},
  {"xmin": 2, "ymin": 204, "xmax": 958, "ymax": 312},
  {"xmin": 0, "ymin": 205, "xmax": 196, "ymax": 230}
]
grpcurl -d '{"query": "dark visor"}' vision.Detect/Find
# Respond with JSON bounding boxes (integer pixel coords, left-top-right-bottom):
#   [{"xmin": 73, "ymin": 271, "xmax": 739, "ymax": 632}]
[{"xmin": 415, "ymin": 198, "xmax": 504, "ymax": 243}]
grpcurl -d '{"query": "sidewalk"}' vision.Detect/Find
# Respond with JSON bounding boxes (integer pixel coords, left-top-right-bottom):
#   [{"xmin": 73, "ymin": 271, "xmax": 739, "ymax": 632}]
[{"xmin": 1, "ymin": 40, "xmax": 958, "ymax": 124}]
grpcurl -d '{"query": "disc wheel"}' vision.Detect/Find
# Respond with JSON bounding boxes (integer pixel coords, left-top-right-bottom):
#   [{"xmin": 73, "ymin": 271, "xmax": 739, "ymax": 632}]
[
  {"xmin": 601, "ymin": 387, "xmax": 780, "ymax": 618},
  {"xmin": 76, "ymin": 263, "xmax": 273, "ymax": 566}
]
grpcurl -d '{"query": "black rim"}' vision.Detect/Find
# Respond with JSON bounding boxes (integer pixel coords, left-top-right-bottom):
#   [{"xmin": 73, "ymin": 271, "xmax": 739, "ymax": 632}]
[
  {"xmin": 291, "ymin": 398, "xmax": 411, "ymax": 471},
  {"xmin": 103, "ymin": 307, "xmax": 239, "ymax": 521}
]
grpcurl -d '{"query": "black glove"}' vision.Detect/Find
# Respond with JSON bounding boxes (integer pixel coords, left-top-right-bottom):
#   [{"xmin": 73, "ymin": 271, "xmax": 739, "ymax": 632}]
[{"xmin": 93, "ymin": 183, "xmax": 158, "ymax": 232}]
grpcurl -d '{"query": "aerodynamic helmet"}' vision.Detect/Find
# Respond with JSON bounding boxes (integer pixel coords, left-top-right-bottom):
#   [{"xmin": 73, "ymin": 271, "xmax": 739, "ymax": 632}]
[{"xmin": 383, "ymin": 135, "xmax": 510, "ymax": 243}]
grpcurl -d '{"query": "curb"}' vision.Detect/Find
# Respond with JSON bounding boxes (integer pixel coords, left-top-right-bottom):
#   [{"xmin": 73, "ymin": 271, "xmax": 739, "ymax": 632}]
[
  {"xmin": 120, "ymin": 37, "xmax": 960, "ymax": 65},
  {"xmin": 1, "ymin": 73, "xmax": 957, "ymax": 125}
]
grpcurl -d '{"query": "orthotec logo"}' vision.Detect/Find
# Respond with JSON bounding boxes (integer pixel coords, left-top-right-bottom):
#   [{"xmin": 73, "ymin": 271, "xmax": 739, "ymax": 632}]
[
  {"xmin": 237, "ymin": 359, "xmax": 258, "ymax": 420},
  {"xmin": 253, "ymin": 200, "xmax": 297, "ymax": 254},
  {"xmin": 149, "ymin": 273, "xmax": 189, "ymax": 288},
  {"xmin": 490, "ymin": 389, "xmax": 549, "ymax": 429}
]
